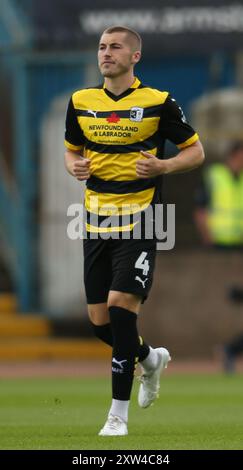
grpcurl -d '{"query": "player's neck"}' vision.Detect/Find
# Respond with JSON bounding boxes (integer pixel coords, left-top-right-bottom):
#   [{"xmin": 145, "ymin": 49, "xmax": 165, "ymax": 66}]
[{"xmin": 104, "ymin": 74, "xmax": 136, "ymax": 96}]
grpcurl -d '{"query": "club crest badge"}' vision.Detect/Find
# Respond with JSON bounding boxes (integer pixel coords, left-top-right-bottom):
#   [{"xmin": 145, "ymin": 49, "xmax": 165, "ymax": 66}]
[{"xmin": 130, "ymin": 107, "xmax": 144, "ymax": 122}]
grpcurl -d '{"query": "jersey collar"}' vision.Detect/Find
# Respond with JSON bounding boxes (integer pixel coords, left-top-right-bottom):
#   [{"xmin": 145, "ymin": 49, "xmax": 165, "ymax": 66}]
[{"xmin": 103, "ymin": 77, "xmax": 141, "ymax": 101}]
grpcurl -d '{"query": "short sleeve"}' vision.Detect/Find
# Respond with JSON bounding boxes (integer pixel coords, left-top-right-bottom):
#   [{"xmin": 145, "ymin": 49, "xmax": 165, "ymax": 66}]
[
  {"xmin": 160, "ymin": 94, "xmax": 199, "ymax": 148},
  {"xmin": 64, "ymin": 97, "xmax": 85, "ymax": 151}
]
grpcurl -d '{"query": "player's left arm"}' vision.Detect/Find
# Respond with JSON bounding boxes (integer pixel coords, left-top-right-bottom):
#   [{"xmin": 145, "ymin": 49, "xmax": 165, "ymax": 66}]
[
  {"xmin": 164, "ymin": 139, "xmax": 205, "ymax": 174},
  {"xmin": 136, "ymin": 140, "xmax": 204, "ymax": 177},
  {"xmin": 136, "ymin": 94, "xmax": 204, "ymax": 178}
]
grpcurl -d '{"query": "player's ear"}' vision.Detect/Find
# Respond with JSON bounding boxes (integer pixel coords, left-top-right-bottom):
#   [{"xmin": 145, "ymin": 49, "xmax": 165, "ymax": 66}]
[{"xmin": 131, "ymin": 51, "xmax": 141, "ymax": 64}]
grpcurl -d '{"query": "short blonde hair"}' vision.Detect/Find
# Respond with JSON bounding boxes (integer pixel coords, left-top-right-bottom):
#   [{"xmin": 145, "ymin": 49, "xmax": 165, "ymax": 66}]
[{"xmin": 102, "ymin": 26, "xmax": 142, "ymax": 52}]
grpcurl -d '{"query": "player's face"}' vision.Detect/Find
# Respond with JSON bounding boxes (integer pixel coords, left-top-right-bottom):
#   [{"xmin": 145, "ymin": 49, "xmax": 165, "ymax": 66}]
[{"xmin": 98, "ymin": 32, "xmax": 140, "ymax": 78}]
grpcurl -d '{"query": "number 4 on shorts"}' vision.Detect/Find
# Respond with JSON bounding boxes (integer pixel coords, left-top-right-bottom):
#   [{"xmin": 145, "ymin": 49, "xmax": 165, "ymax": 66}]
[{"xmin": 135, "ymin": 251, "xmax": 150, "ymax": 276}]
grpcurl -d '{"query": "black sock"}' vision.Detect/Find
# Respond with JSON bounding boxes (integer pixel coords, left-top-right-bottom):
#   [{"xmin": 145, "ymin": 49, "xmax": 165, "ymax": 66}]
[
  {"xmin": 109, "ymin": 306, "xmax": 140, "ymax": 401},
  {"xmin": 92, "ymin": 323, "xmax": 113, "ymax": 346},
  {"xmin": 138, "ymin": 336, "xmax": 150, "ymax": 361},
  {"xmin": 92, "ymin": 322, "xmax": 150, "ymax": 361}
]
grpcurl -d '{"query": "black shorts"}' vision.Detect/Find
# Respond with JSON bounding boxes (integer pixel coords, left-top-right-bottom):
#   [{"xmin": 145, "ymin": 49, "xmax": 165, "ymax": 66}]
[{"xmin": 83, "ymin": 238, "xmax": 157, "ymax": 304}]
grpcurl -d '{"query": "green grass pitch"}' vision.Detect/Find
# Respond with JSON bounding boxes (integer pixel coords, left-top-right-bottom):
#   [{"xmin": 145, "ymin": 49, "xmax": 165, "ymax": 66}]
[{"xmin": 0, "ymin": 374, "xmax": 243, "ymax": 450}]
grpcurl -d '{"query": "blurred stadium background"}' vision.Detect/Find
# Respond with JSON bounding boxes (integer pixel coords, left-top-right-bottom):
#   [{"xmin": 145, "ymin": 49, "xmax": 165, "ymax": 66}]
[{"xmin": 0, "ymin": 0, "xmax": 243, "ymax": 369}]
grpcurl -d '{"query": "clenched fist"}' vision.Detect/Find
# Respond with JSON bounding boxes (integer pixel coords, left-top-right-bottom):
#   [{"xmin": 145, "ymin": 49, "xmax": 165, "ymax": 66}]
[
  {"xmin": 136, "ymin": 151, "xmax": 166, "ymax": 178},
  {"xmin": 72, "ymin": 158, "xmax": 91, "ymax": 181}
]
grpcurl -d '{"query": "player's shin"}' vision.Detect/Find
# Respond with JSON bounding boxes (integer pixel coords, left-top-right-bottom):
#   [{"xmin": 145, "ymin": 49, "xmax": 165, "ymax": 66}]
[
  {"xmin": 108, "ymin": 306, "xmax": 140, "ymax": 421},
  {"xmin": 92, "ymin": 322, "xmax": 150, "ymax": 361}
]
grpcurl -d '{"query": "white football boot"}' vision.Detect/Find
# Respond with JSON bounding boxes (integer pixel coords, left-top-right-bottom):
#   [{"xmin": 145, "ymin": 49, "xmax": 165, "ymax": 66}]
[
  {"xmin": 98, "ymin": 414, "xmax": 128, "ymax": 436},
  {"xmin": 138, "ymin": 347, "xmax": 171, "ymax": 408}
]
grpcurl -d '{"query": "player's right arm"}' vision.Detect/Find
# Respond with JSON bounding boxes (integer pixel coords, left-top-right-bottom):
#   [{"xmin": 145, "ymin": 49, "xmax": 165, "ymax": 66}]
[
  {"xmin": 64, "ymin": 95, "xmax": 90, "ymax": 181},
  {"xmin": 64, "ymin": 150, "xmax": 90, "ymax": 181}
]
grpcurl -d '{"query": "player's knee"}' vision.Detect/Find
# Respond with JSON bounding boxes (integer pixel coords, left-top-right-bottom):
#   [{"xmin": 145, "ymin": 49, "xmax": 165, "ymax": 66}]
[
  {"xmin": 88, "ymin": 304, "xmax": 109, "ymax": 325},
  {"xmin": 107, "ymin": 291, "xmax": 141, "ymax": 312}
]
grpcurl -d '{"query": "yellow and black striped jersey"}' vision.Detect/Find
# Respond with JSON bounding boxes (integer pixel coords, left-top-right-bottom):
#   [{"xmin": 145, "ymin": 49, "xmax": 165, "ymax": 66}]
[{"xmin": 64, "ymin": 77, "xmax": 199, "ymax": 233}]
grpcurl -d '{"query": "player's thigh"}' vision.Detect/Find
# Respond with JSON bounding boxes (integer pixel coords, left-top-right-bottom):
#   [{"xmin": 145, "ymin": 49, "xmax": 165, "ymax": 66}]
[
  {"xmin": 83, "ymin": 238, "xmax": 112, "ymax": 304},
  {"xmin": 110, "ymin": 238, "xmax": 157, "ymax": 303}
]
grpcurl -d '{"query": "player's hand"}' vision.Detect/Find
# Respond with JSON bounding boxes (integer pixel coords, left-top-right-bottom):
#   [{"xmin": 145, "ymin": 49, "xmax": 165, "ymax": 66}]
[
  {"xmin": 136, "ymin": 151, "xmax": 168, "ymax": 178},
  {"xmin": 72, "ymin": 158, "xmax": 91, "ymax": 181}
]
